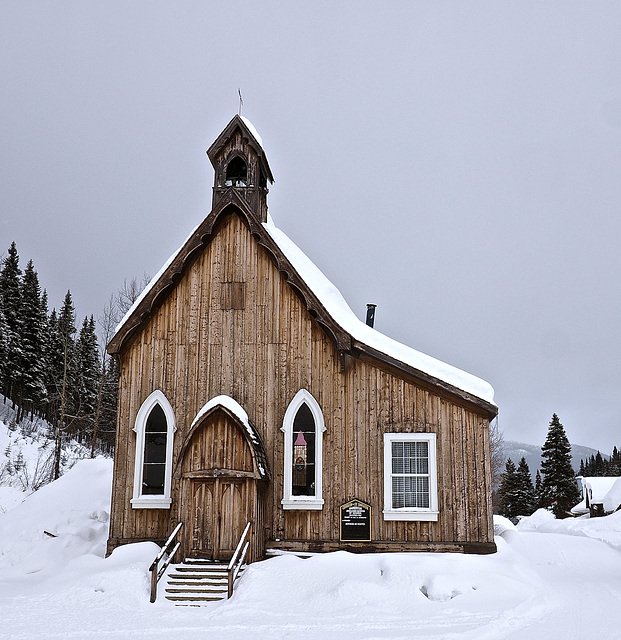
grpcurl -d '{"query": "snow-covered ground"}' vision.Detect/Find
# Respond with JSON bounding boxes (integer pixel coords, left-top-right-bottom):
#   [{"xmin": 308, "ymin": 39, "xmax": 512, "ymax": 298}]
[{"xmin": 1, "ymin": 418, "xmax": 620, "ymax": 639}]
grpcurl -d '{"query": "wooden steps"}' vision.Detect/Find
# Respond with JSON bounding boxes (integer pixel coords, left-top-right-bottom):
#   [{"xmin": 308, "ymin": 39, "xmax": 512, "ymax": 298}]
[{"xmin": 163, "ymin": 559, "xmax": 245, "ymax": 605}]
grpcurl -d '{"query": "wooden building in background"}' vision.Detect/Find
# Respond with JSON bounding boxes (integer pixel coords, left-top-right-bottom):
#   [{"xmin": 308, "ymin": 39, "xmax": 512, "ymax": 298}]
[{"xmin": 106, "ymin": 115, "xmax": 498, "ymax": 561}]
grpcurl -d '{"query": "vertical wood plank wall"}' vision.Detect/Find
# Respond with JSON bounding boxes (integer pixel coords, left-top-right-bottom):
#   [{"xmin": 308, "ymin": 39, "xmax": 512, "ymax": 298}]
[{"xmin": 108, "ymin": 212, "xmax": 494, "ymax": 554}]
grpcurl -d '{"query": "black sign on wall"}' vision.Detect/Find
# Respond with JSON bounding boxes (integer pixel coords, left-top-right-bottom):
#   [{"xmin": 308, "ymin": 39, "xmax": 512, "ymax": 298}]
[{"xmin": 340, "ymin": 499, "xmax": 371, "ymax": 542}]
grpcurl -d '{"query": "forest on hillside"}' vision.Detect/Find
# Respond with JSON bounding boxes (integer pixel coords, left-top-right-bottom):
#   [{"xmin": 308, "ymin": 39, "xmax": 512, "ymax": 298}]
[{"xmin": 0, "ymin": 241, "xmax": 146, "ymax": 482}]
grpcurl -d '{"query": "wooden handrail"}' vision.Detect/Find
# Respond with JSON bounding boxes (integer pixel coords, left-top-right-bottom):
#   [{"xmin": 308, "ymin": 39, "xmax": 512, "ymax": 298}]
[
  {"xmin": 227, "ymin": 522, "xmax": 251, "ymax": 598},
  {"xmin": 149, "ymin": 522, "xmax": 183, "ymax": 603}
]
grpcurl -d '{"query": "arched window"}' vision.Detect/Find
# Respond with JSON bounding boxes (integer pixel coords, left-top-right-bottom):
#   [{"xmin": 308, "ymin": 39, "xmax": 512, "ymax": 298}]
[
  {"xmin": 225, "ymin": 156, "xmax": 247, "ymax": 187},
  {"xmin": 131, "ymin": 390, "xmax": 176, "ymax": 509},
  {"xmin": 281, "ymin": 390, "xmax": 325, "ymax": 510}
]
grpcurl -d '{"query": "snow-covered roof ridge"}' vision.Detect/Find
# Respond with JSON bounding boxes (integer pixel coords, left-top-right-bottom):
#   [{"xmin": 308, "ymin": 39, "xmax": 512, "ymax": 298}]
[
  {"xmin": 191, "ymin": 395, "xmax": 257, "ymax": 444},
  {"xmin": 263, "ymin": 220, "xmax": 496, "ymax": 407},
  {"xmin": 189, "ymin": 395, "xmax": 269, "ymax": 479},
  {"xmin": 240, "ymin": 116, "xmax": 264, "ymax": 149}
]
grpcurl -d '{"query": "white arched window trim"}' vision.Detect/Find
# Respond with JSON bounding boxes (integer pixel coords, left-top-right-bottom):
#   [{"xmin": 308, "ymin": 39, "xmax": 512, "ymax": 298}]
[
  {"xmin": 281, "ymin": 389, "xmax": 326, "ymax": 510},
  {"xmin": 131, "ymin": 390, "xmax": 176, "ymax": 509}
]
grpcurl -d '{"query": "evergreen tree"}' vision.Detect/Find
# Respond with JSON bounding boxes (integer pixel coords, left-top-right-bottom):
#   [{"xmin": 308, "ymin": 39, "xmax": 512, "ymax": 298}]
[
  {"xmin": 95, "ymin": 352, "xmax": 119, "ymax": 455},
  {"xmin": 0, "ymin": 305, "xmax": 10, "ymax": 394},
  {"xmin": 18, "ymin": 260, "xmax": 47, "ymax": 416},
  {"xmin": 578, "ymin": 459, "xmax": 586, "ymax": 476},
  {"xmin": 535, "ymin": 469, "xmax": 543, "ymax": 508},
  {"xmin": 514, "ymin": 457, "xmax": 536, "ymax": 516},
  {"xmin": 540, "ymin": 414, "xmax": 580, "ymax": 517},
  {"xmin": 50, "ymin": 291, "xmax": 77, "ymax": 480},
  {"xmin": 0, "ymin": 242, "xmax": 23, "ymax": 401},
  {"xmin": 73, "ymin": 316, "xmax": 100, "ymax": 441},
  {"xmin": 595, "ymin": 451, "xmax": 605, "ymax": 476},
  {"xmin": 498, "ymin": 458, "xmax": 519, "ymax": 518},
  {"xmin": 611, "ymin": 446, "xmax": 621, "ymax": 475}
]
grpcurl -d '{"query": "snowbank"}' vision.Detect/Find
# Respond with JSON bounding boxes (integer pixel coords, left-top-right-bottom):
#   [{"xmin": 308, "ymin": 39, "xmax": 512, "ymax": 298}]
[
  {"xmin": 2, "ymin": 460, "xmax": 621, "ymax": 638},
  {"xmin": 518, "ymin": 507, "xmax": 621, "ymax": 551},
  {"xmin": 0, "ymin": 458, "xmax": 113, "ymax": 581},
  {"xmin": 603, "ymin": 478, "xmax": 621, "ymax": 513}
]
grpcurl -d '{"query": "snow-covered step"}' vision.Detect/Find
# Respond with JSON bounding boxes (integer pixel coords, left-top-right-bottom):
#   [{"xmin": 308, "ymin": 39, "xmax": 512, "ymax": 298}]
[{"xmin": 162, "ymin": 559, "xmax": 245, "ymax": 605}]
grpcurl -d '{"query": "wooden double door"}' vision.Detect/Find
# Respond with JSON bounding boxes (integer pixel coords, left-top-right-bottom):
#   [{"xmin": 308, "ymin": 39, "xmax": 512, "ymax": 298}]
[
  {"xmin": 178, "ymin": 407, "xmax": 262, "ymax": 561},
  {"xmin": 188, "ymin": 476, "xmax": 250, "ymax": 560}
]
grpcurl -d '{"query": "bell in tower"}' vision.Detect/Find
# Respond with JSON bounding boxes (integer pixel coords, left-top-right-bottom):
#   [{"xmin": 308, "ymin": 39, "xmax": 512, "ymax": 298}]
[{"xmin": 207, "ymin": 115, "xmax": 274, "ymax": 223}]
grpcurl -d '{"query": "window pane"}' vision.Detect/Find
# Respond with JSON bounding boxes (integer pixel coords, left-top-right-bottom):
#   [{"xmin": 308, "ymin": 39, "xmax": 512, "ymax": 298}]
[
  {"xmin": 142, "ymin": 463, "xmax": 165, "ymax": 494},
  {"xmin": 144, "ymin": 432, "xmax": 166, "ymax": 463},
  {"xmin": 292, "ymin": 404, "xmax": 316, "ymax": 496},
  {"xmin": 146, "ymin": 404, "xmax": 167, "ymax": 433},
  {"xmin": 392, "ymin": 440, "xmax": 428, "ymax": 474},
  {"xmin": 142, "ymin": 404, "xmax": 167, "ymax": 495},
  {"xmin": 392, "ymin": 475, "xmax": 429, "ymax": 508}
]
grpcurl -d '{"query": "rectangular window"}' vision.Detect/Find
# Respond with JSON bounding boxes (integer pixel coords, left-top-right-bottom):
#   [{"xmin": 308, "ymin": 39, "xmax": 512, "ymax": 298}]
[{"xmin": 383, "ymin": 433, "xmax": 438, "ymax": 521}]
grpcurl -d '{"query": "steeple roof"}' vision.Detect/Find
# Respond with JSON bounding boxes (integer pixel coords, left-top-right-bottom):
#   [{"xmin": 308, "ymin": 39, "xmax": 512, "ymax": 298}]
[{"xmin": 207, "ymin": 114, "xmax": 274, "ymax": 184}]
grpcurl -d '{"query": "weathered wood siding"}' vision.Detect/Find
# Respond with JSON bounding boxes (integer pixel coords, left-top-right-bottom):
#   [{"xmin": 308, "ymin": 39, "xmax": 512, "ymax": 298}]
[{"xmin": 108, "ymin": 211, "xmax": 494, "ymax": 556}]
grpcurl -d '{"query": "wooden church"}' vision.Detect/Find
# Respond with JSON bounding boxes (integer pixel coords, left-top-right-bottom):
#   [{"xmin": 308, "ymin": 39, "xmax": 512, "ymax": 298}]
[{"xmin": 106, "ymin": 115, "xmax": 498, "ymax": 562}]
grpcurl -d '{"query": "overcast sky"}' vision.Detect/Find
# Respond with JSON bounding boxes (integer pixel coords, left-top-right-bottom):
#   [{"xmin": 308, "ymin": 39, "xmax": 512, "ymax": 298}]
[{"xmin": 2, "ymin": 2, "xmax": 620, "ymax": 454}]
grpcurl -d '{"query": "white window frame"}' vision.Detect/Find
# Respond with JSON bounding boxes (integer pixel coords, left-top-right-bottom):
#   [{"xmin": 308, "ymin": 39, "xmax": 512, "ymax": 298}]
[
  {"xmin": 281, "ymin": 389, "xmax": 325, "ymax": 510},
  {"xmin": 131, "ymin": 390, "xmax": 176, "ymax": 509},
  {"xmin": 383, "ymin": 432, "xmax": 439, "ymax": 521}
]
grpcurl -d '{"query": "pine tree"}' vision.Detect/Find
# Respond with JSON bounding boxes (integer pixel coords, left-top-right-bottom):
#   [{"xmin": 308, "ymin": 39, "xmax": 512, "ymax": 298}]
[
  {"xmin": 18, "ymin": 260, "xmax": 47, "ymax": 417},
  {"xmin": 611, "ymin": 446, "xmax": 621, "ymax": 475},
  {"xmin": 514, "ymin": 457, "xmax": 536, "ymax": 516},
  {"xmin": 540, "ymin": 414, "xmax": 580, "ymax": 518},
  {"xmin": 595, "ymin": 451, "xmax": 605, "ymax": 476},
  {"xmin": 498, "ymin": 458, "xmax": 518, "ymax": 518},
  {"xmin": 0, "ymin": 242, "xmax": 23, "ymax": 402},
  {"xmin": 535, "ymin": 469, "xmax": 543, "ymax": 508},
  {"xmin": 0, "ymin": 305, "xmax": 10, "ymax": 395},
  {"xmin": 578, "ymin": 459, "xmax": 586, "ymax": 476},
  {"xmin": 95, "ymin": 352, "xmax": 119, "ymax": 455},
  {"xmin": 50, "ymin": 291, "xmax": 77, "ymax": 480},
  {"xmin": 73, "ymin": 315, "xmax": 100, "ymax": 442}
]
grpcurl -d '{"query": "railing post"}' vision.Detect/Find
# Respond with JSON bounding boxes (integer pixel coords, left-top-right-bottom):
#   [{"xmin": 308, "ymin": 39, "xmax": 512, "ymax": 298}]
[
  {"xmin": 147, "ymin": 522, "xmax": 183, "ymax": 603},
  {"xmin": 150, "ymin": 565, "xmax": 158, "ymax": 603}
]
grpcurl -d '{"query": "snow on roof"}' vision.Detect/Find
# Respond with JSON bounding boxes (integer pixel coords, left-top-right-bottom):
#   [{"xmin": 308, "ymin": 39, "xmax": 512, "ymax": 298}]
[
  {"xmin": 580, "ymin": 477, "xmax": 621, "ymax": 503},
  {"xmin": 240, "ymin": 116, "xmax": 264, "ymax": 149},
  {"xmin": 190, "ymin": 395, "xmax": 268, "ymax": 478},
  {"xmin": 263, "ymin": 221, "xmax": 495, "ymax": 405},
  {"xmin": 112, "ymin": 212, "xmax": 495, "ymax": 406},
  {"xmin": 603, "ymin": 478, "xmax": 621, "ymax": 513},
  {"xmin": 191, "ymin": 395, "xmax": 258, "ymax": 445}
]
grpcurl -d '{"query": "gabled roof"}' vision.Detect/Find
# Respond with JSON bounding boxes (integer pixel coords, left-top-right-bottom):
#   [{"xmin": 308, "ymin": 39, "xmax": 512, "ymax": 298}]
[
  {"xmin": 108, "ymin": 189, "xmax": 497, "ymax": 419},
  {"xmin": 207, "ymin": 114, "xmax": 274, "ymax": 184}
]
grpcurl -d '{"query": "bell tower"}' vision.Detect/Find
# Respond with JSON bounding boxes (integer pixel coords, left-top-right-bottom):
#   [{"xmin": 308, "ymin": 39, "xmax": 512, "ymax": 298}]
[{"xmin": 207, "ymin": 115, "xmax": 274, "ymax": 223}]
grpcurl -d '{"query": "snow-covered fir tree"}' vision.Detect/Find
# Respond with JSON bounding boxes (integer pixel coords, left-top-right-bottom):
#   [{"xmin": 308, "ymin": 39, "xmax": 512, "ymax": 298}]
[
  {"xmin": 498, "ymin": 458, "xmax": 518, "ymax": 518},
  {"xmin": 18, "ymin": 260, "xmax": 48, "ymax": 417},
  {"xmin": 540, "ymin": 414, "xmax": 580, "ymax": 517},
  {"xmin": 0, "ymin": 242, "xmax": 23, "ymax": 401},
  {"xmin": 514, "ymin": 457, "xmax": 536, "ymax": 516},
  {"xmin": 0, "ymin": 305, "xmax": 10, "ymax": 392},
  {"xmin": 73, "ymin": 315, "xmax": 101, "ymax": 441},
  {"xmin": 534, "ymin": 469, "xmax": 543, "ymax": 508},
  {"xmin": 499, "ymin": 457, "xmax": 536, "ymax": 518},
  {"xmin": 50, "ymin": 291, "xmax": 77, "ymax": 480}
]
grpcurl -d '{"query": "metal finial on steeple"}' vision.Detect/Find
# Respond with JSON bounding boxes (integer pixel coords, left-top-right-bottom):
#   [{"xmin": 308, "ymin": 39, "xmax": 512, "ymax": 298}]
[{"xmin": 238, "ymin": 88, "xmax": 243, "ymax": 116}]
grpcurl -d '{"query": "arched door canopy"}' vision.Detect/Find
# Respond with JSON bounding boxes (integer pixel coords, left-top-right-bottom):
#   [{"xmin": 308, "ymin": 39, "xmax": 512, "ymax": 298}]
[{"xmin": 174, "ymin": 395, "xmax": 270, "ymax": 481}]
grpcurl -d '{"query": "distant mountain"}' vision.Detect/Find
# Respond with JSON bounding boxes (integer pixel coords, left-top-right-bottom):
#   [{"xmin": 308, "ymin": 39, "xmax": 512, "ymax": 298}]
[{"xmin": 502, "ymin": 441, "xmax": 606, "ymax": 479}]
